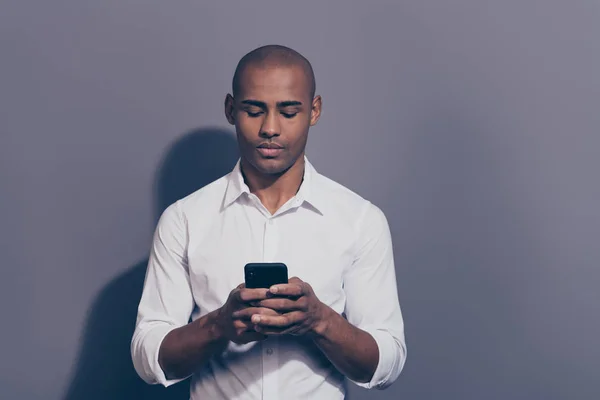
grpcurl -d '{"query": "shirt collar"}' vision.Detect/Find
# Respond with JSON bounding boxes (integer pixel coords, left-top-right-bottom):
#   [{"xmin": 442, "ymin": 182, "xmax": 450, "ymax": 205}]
[{"xmin": 222, "ymin": 156, "xmax": 323, "ymax": 214}]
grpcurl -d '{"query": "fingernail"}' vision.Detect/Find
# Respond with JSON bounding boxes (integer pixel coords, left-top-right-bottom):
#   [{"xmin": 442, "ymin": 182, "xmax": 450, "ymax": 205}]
[
  {"xmin": 253, "ymin": 315, "xmax": 261, "ymax": 323},
  {"xmin": 270, "ymin": 286, "xmax": 278, "ymax": 294}
]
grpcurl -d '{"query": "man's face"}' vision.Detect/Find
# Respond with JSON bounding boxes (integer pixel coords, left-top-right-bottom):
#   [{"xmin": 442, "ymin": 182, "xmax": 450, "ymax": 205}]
[{"xmin": 225, "ymin": 64, "xmax": 321, "ymax": 175}]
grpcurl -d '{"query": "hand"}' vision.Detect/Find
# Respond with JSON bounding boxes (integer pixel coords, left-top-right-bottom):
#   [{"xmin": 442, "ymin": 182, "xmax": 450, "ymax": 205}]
[
  {"xmin": 233, "ymin": 277, "xmax": 331, "ymax": 337},
  {"xmin": 216, "ymin": 283, "xmax": 281, "ymax": 344}
]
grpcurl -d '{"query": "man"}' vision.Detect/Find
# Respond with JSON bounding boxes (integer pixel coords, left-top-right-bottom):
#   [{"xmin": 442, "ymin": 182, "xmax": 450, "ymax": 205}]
[{"xmin": 131, "ymin": 44, "xmax": 406, "ymax": 399}]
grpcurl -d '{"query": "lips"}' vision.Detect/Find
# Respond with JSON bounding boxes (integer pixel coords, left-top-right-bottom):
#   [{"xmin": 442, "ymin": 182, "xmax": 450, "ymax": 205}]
[
  {"xmin": 257, "ymin": 143, "xmax": 284, "ymax": 149},
  {"xmin": 256, "ymin": 143, "xmax": 284, "ymax": 157}
]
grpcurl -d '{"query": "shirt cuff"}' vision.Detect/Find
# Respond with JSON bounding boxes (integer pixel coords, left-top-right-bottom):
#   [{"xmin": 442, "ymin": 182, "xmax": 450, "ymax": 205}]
[
  {"xmin": 138, "ymin": 324, "xmax": 191, "ymax": 387},
  {"xmin": 348, "ymin": 328, "xmax": 401, "ymax": 390}
]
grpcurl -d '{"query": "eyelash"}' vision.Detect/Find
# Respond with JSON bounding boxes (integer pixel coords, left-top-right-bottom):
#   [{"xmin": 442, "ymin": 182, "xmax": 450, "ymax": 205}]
[{"xmin": 245, "ymin": 111, "xmax": 297, "ymax": 119}]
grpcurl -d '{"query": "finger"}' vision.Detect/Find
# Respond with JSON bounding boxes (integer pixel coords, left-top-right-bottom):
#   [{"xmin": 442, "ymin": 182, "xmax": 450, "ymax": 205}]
[
  {"xmin": 238, "ymin": 288, "xmax": 270, "ymax": 302},
  {"xmin": 233, "ymin": 319, "xmax": 254, "ymax": 330},
  {"xmin": 254, "ymin": 326, "xmax": 287, "ymax": 335},
  {"xmin": 232, "ymin": 307, "xmax": 261, "ymax": 320},
  {"xmin": 269, "ymin": 282, "xmax": 304, "ymax": 297},
  {"xmin": 237, "ymin": 332, "xmax": 267, "ymax": 343},
  {"xmin": 252, "ymin": 311, "xmax": 304, "ymax": 328},
  {"xmin": 259, "ymin": 297, "xmax": 306, "ymax": 312},
  {"xmin": 232, "ymin": 307, "xmax": 280, "ymax": 320},
  {"xmin": 256, "ymin": 323, "xmax": 308, "ymax": 336}
]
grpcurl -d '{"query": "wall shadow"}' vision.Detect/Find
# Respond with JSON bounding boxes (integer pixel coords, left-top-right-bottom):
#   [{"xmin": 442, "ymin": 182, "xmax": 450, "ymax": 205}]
[{"xmin": 64, "ymin": 127, "xmax": 239, "ymax": 400}]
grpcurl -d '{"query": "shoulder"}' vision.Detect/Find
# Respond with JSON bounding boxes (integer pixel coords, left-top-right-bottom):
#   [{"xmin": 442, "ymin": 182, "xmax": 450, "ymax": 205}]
[
  {"xmin": 313, "ymin": 172, "xmax": 391, "ymax": 255},
  {"xmin": 313, "ymin": 172, "xmax": 390, "ymax": 239},
  {"xmin": 313, "ymin": 172, "xmax": 383, "ymax": 220},
  {"xmin": 160, "ymin": 174, "xmax": 229, "ymax": 227},
  {"xmin": 178, "ymin": 175, "xmax": 229, "ymax": 211}
]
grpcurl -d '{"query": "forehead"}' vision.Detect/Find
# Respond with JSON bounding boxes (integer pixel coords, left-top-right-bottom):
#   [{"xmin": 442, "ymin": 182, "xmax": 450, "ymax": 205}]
[{"xmin": 238, "ymin": 64, "xmax": 311, "ymax": 102}]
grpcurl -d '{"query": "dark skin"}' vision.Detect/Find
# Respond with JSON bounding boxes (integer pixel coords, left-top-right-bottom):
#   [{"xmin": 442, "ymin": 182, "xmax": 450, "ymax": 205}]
[
  {"xmin": 158, "ymin": 62, "xmax": 379, "ymax": 383},
  {"xmin": 224, "ymin": 63, "xmax": 321, "ymax": 214},
  {"xmin": 157, "ymin": 285, "xmax": 279, "ymax": 379}
]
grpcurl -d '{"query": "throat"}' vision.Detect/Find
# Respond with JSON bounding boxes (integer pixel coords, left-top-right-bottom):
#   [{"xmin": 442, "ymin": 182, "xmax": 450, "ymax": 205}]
[
  {"xmin": 241, "ymin": 157, "xmax": 306, "ymax": 215},
  {"xmin": 253, "ymin": 180, "xmax": 303, "ymax": 215}
]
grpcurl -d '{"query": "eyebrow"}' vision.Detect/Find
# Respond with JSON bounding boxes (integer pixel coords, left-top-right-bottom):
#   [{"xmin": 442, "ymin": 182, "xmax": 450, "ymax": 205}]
[
  {"xmin": 278, "ymin": 100, "xmax": 303, "ymax": 107},
  {"xmin": 240, "ymin": 99, "xmax": 303, "ymax": 108}
]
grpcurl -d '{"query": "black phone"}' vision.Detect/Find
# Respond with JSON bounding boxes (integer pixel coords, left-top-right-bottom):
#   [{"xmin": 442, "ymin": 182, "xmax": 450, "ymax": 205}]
[{"xmin": 244, "ymin": 262, "xmax": 288, "ymax": 289}]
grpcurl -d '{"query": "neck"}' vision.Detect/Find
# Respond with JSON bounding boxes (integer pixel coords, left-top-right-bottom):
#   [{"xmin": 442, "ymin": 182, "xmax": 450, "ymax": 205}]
[{"xmin": 241, "ymin": 155, "xmax": 305, "ymax": 215}]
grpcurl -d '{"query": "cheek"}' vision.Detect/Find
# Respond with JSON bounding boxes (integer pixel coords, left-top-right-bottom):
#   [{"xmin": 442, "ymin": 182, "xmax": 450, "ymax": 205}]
[
  {"xmin": 236, "ymin": 118, "xmax": 260, "ymax": 142},
  {"xmin": 285, "ymin": 124, "xmax": 309, "ymax": 147}
]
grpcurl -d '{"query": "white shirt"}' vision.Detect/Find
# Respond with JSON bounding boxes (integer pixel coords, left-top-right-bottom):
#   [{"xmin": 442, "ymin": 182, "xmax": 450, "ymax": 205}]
[{"xmin": 131, "ymin": 157, "xmax": 406, "ymax": 400}]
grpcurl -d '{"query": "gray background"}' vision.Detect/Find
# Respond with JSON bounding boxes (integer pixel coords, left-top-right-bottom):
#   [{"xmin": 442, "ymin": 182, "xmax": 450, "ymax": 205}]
[{"xmin": 1, "ymin": 1, "xmax": 599, "ymax": 399}]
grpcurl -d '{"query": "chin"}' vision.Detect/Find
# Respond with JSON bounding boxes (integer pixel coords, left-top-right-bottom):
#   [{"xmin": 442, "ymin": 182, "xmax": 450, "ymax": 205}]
[{"xmin": 252, "ymin": 156, "xmax": 293, "ymax": 176}]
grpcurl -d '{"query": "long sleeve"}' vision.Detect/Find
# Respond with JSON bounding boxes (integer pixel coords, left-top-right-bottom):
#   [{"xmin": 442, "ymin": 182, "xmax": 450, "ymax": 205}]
[
  {"xmin": 130, "ymin": 201, "xmax": 195, "ymax": 386},
  {"xmin": 343, "ymin": 202, "xmax": 407, "ymax": 389}
]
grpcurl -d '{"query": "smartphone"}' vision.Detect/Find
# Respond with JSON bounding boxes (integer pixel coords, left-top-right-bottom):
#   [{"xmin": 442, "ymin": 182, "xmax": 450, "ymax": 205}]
[{"xmin": 244, "ymin": 262, "xmax": 288, "ymax": 289}]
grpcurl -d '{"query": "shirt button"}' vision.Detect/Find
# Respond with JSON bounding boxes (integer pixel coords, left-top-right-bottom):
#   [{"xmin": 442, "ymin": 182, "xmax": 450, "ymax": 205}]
[
  {"xmin": 268, "ymin": 219, "xmax": 274, "ymax": 225},
  {"xmin": 266, "ymin": 348, "xmax": 273, "ymax": 355}
]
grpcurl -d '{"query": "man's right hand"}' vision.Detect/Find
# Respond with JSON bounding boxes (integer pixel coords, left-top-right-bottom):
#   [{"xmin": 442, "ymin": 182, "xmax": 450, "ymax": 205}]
[{"xmin": 215, "ymin": 283, "xmax": 279, "ymax": 344}]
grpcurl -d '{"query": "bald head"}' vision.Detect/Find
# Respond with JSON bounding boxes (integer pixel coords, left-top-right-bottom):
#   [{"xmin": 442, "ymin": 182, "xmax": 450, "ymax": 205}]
[{"xmin": 232, "ymin": 44, "xmax": 316, "ymax": 99}]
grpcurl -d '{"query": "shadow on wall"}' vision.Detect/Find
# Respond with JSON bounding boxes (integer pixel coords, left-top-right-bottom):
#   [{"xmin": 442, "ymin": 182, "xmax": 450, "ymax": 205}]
[{"xmin": 64, "ymin": 128, "xmax": 239, "ymax": 400}]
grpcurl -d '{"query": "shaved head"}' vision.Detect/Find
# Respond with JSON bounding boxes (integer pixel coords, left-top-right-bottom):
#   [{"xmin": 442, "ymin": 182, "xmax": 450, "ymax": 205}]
[
  {"xmin": 225, "ymin": 44, "xmax": 322, "ymax": 179},
  {"xmin": 232, "ymin": 44, "xmax": 316, "ymax": 99}
]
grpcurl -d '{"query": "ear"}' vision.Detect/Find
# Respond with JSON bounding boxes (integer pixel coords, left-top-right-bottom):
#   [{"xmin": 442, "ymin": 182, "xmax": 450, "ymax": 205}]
[
  {"xmin": 309, "ymin": 95, "xmax": 322, "ymax": 126},
  {"xmin": 224, "ymin": 94, "xmax": 235, "ymax": 125}
]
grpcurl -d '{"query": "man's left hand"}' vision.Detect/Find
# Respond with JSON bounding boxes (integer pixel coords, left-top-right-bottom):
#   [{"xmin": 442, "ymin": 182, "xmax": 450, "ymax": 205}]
[{"xmin": 231, "ymin": 277, "xmax": 331, "ymax": 336}]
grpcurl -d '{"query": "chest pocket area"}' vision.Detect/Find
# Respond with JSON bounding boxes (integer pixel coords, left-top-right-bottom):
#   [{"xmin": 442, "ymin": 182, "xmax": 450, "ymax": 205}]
[
  {"xmin": 187, "ymin": 237, "xmax": 247, "ymax": 314},
  {"xmin": 285, "ymin": 246, "xmax": 350, "ymax": 315}
]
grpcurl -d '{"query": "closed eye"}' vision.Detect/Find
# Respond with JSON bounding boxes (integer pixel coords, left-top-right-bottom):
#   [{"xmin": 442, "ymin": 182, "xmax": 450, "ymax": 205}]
[
  {"xmin": 281, "ymin": 112, "xmax": 297, "ymax": 119},
  {"xmin": 246, "ymin": 111, "xmax": 264, "ymax": 117}
]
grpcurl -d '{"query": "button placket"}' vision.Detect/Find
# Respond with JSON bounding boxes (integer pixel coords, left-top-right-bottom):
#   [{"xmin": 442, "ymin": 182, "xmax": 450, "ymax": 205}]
[
  {"xmin": 263, "ymin": 218, "xmax": 278, "ymax": 262},
  {"xmin": 261, "ymin": 218, "xmax": 280, "ymax": 399},
  {"xmin": 261, "ymin": 337, "xmax": 279, "ymax": 400}
]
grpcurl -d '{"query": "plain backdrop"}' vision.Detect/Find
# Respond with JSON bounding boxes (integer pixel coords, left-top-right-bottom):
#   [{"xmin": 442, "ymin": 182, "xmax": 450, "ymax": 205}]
[{"xmin": 1, "ymin": 1, "xmax": 599, "ymax": 399}]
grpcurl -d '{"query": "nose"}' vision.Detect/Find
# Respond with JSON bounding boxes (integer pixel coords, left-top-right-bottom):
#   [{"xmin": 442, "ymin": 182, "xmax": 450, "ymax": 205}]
[{"xmin": 259, "ymin": 111, "xmax": 280, "ymax": 138}]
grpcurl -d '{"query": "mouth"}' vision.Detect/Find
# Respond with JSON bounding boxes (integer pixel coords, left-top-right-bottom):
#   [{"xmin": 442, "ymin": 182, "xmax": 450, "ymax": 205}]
[
  {"xmin": 256, "ymin": 147, "xmax": 284, "ymax": 158},
  {"xmin": 256, "ymin": 143, "xmax": 284, "ymax": 158}
]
